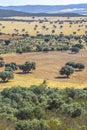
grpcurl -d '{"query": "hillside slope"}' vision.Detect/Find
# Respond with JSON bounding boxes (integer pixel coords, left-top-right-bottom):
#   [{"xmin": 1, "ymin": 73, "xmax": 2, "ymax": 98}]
[
  {"xmin": 0, "ymin": 4, "xmax": 87, "ymax": 15},
  {"xmin": 0, "ymin": 9, "xmax": 81, "ymax": 17}
]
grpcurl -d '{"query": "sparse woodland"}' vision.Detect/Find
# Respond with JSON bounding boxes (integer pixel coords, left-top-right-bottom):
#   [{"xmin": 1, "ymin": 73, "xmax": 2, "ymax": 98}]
[{"xmin": 0, "ymin": 15, "xmax": 87, "ymax": 130}]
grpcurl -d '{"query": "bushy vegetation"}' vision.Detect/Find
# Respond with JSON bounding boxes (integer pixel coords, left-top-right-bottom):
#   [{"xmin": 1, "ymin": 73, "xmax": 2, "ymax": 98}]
[
  {"xmin": 0, "ymin": 56, "xmax": 4, "ymax": 67},
  {"xmin": 19, "ymin": 61, "xmax": 36, "ymax": 73},
  {"xmin": 0, "ymin": 16, "xmax": 87, "ymax": 130},
  {"xmin": 60, "ymin": 62, "xmax": 85, "ymax": 78},
  {"xmin": 5, "ymin": 62, "xmax": 18, "ymax": 71},
  {"xmin": 66, "ymin": 62, "xmax": 85, "ymax": 70},
  {"xmin": 0, "ymin": 58, "xmax": 36, "ymax": 83},
  {"xmin": 59, "ymin": 65, "xmax": 74, "ymax": 78},
  {"xmin": 0, "ymin": 71, "xmax": 14, "ymax": 82},
  {"xmin": 0, "ymin": 34, "xmax": 86, "ymax": 54},
  {"xmin": 0, "ymin": 85, "xmax": 87, "ymax": 130},
  {"xmin": 71, "ymin": 47, "xmax": 80, "ymax": 53}
]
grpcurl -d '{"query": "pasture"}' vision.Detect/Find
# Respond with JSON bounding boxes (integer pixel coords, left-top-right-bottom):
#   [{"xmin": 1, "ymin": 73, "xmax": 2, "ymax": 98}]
[
  {"xmin": 0, "ymin": 16, "xmax": 87, "ymax": 36},
  {"xmin": 0, "ymin": 16, "xmax": 87, "ymax": 89},
  {"xmin": 0, "ymin": 50, "xmax": 87, "ymax": 89}
]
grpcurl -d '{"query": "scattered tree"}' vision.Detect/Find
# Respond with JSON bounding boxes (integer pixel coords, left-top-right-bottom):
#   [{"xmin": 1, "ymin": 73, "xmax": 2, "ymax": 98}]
[{"xmin": 59, "ymin": 65, "xmax": 74, "ymax": 78}]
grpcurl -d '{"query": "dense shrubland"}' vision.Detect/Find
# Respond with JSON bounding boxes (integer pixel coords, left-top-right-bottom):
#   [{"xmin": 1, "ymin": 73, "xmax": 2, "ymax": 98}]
[
  {"xmin": 0, "ymin": 34, "xmax": 86, "ymax": 54},
  {"xmin": 0, "ymin": 85, "xmax": 87, "ymax": 130}
]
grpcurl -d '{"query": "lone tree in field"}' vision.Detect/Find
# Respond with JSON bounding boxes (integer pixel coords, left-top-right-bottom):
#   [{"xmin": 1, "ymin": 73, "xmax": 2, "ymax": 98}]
[
  {"xmin": 19, "ymin": 61, "xmax": 36, "ymax": 73},
  {"xmin": 59, "ymin": 65, "xmax": 74, "ymax": 78},
  {"xmin": 0, "ymin": 71, "xmax": 14, "ymax": 82}
]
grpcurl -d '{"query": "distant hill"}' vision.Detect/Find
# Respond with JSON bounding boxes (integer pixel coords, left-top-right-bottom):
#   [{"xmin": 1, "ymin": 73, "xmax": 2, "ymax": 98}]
[
  {"xmin": 0, "ymin": 4, "xmax": 87, "ymax": 15},
  {"xmin": 0, "ymin": 9, "xmax": 81, "ymax": 17},
  {"xmin": 0, "ymin": 9, "xmax": 31, "ymax": 17}
]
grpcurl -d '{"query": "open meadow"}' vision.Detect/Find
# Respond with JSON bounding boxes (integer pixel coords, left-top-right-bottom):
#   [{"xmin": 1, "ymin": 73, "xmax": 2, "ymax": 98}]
[
  {"xmin": 0, "ymin": 16, "xmax": 87, "ymax": 89},
  {"xmin": 0, "ymin": 3, "xmax": 87, "ymax": 129},
  {"xmin": 0, "ymin": 16, "xmax": 87, "ymax": 36},
  {"xmin": 0, "ymin": 50, "xmax": 87, "ymax": 89}
]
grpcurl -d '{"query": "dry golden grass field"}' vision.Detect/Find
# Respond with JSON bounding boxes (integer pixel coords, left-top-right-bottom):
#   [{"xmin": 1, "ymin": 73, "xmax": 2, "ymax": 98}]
[
  {"xmin": 0, "ymin": 16, "xmax": 87, "ymax": 89},
  {"xmin": 0, "ymin": 16, "xmax": 87, "ymax": 36},
  {"xmin": 0, "ymin": 50, "xmax": 87, "ymax": 89}
]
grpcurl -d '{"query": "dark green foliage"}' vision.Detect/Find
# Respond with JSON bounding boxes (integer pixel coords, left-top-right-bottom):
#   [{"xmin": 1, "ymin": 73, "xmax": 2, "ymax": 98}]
[
  {"xmin": 65, "ymin": 88, "xmax": 76, "ymax": 99},
  {"xmin": 16, "ymin": 48, "xmax": 23, "ymax": 54},
  {"xmin": 33, "ymin": 106, "xmax": 46, "ymax": 119},
  {"xmin": 71, "ymin": 47, "xmax": 80, "ymax": 53},
  {"xmin": 31, "ymin": 62, "xmax": 36, "ymax": 70},
  {"xmin": 66, "ymin": 62, "xmax": 85, "ymax": 71},
  {"xmin": 15, "ymin": 107, "xmax": 34, "ymax": 120},
  {"xmin": 0, "ymin": 60, "xmax": 4, "ymax": 67},
  {"xmin": 62, "ymin": 46, "xmax": 69, "ymax": 51},
  {"xmin": 29, "ymin": 85, "xmax": 46, "ymax": 95},
  {"xmin": 0, "ymin": 86, "xmax": 87, "ymax": 129},
  {"xmin": 76, "ymin": 63, "xmax": 85, "ymax": 70},
  {"xmin": 22, "ymin": 46, "xmax": 32, "ymax": 53},
  {"xmin": 44, "ymin": 38, "xmax": 50, "ymax": 42},
  {"xmin": 0, "ymin": 57, "xmax": 4, "ymax": 67},
  {"xmin": 4, "ymin": 40, "xmax": 10, "ymax": 45},
  {"xmin": 19, "ymin": 61, "xmax": 36, "ymax": 73},
  {"xmin": 36, "ymin": 45, "xmax": 42, "ymax": 52},
  {"xmin": 43, "ymin": 47, "xmax": 49, "ymax": 52},
  {"xmin": 66, "ymin": 61, "xmax": 76, "ymax": 68},
  {"xmin": 15, "ymin": 119, "xmax": 49, "ymax": 130},
  {"xmin": 5, "ymin": 62, "xmax": 18, "ymax": 71},
  {"xmin": 62, "ymin": 102, "xmax": 83, "ymax": 118},
  {"xmin": 0, "ymin": 71, "xmax": 14, "ymax": 82},
  {"xmin": 0, "ymin": 34, "xmax": 86, "ymax": 54},
  {"xmin": 5, "ymin": 66, "xmax": 13, "ymax": 72},
  {"xmin": 15, "ymin": 121, "xmax": 30, "ymax": 130},
  {"xmin": 73, "ymin": 43, "xmax": 84, "ymax": 49},
  {"xmin": 59, "ymin": 65, "xmax": 74, "ymax": 78}
]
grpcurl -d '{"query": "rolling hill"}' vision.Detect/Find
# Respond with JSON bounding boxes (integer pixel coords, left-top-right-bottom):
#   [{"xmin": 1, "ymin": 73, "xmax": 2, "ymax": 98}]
[
  {"xmin": 0, "ymin": 9, "xmax": 81, "ymax": 17},
  {"xmin": 0, "ymin": 4, "xmax": 87, "ymax": 15}
]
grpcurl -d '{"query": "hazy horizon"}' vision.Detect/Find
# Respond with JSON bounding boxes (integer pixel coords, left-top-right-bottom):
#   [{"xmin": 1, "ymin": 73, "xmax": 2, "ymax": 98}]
[{"xmin": 0, "ymin": 0, "xmax": 87, "ymax": 6}]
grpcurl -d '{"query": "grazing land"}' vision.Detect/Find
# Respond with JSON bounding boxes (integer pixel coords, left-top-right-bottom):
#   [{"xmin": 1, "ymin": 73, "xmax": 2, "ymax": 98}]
[
  {"xmin": 0, "ymin": 16, "xmax": 87, "ymax": 89},
  {"xmin": 0, "ymin": 7, "xmax": 87, "ymax": 130},
  {"xmin": 0, "ymin": 16, "xmax": 87, "ymax": 36},
  {"xmin": 0, "ymin": 50, "xmax": 87, "ymax": 89}
]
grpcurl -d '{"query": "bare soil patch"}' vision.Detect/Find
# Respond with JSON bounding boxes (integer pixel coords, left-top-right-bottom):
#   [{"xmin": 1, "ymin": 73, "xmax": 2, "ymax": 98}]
[{"xmin": 0, "ymin": 34, "xmax": 23, "ymax": 40}]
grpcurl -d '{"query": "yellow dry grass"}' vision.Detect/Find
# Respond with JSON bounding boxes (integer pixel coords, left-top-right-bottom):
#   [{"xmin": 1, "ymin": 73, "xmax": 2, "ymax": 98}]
[
  {"xmin": 0, "ymin": 74, "xmax": 87, "ymax": 90},
  {"xmin": 0, "ymin": 16, "xmax": 87, "ymax": 36},
  {"xmin": 0, "ymin": 51, "xmax": 87, "ymax": 90},
  {"xmin": 0, "ymin": 17, "xmax": 87, "ymax": 89},
  {"xmin": 8, "ymin": 16, "xmax": 87, "ymax": 21}
]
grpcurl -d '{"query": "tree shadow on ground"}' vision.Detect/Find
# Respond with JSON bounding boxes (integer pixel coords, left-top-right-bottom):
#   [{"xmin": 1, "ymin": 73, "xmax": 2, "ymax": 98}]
[
  {"xmin": 68, "ymin": 52, "xmax": 78, "ymax": 54},
  {"xmin": 75, "ymin": 70, "xmax": 82, "ymax": 72},
  {"xmin": 16, "ymin": 72, "xmax": 32, "ymax": 75},
  {"xmin": 55, "ymin": 76, "xmax": 68, "ymax": 79},
  {"xmin": 0, "ymin": 81, "xmax": 8, "ymax": 83}
]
